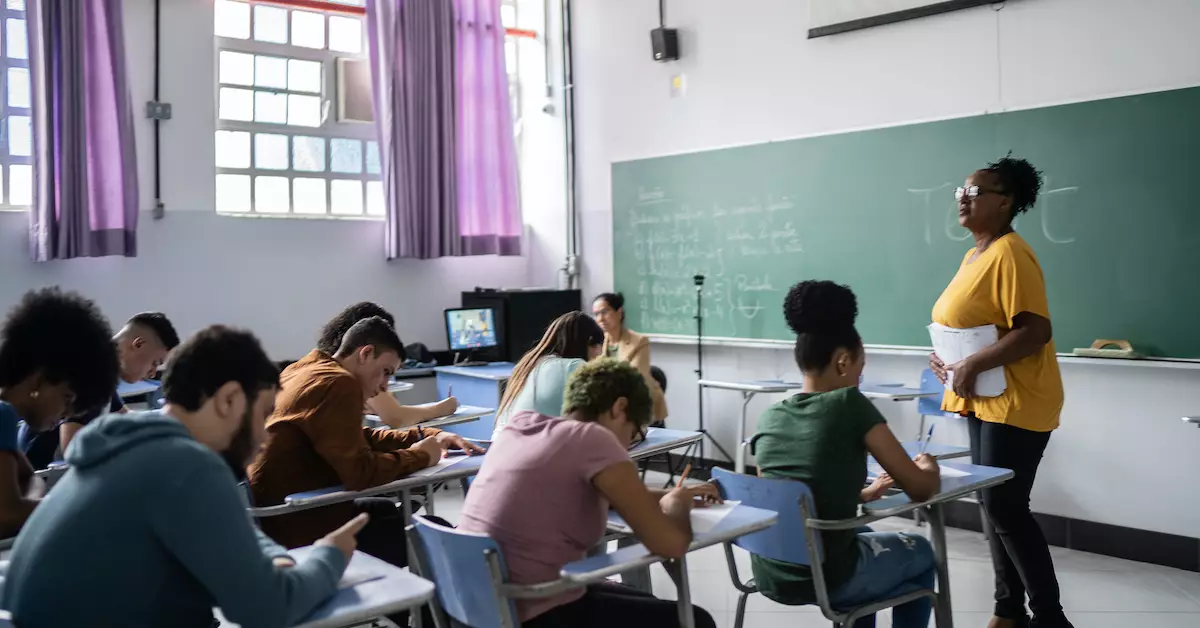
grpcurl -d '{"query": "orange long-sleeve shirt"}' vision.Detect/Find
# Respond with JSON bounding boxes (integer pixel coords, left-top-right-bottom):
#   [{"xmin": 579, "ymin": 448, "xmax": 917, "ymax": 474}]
[{"xmin": 248, "ymin": 350, "xmax": 438, "ymax": 547}]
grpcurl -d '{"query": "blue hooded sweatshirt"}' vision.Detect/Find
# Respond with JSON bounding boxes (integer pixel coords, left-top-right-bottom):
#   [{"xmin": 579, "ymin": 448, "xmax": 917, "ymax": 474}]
[{"xmin": 1, "ymin": 411, "xmax": 347, "ymax": 628}]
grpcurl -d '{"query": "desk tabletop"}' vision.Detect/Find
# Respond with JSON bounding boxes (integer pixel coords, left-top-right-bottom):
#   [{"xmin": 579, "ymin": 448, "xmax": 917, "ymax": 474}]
[
  {"xmin": 863, "ymin": 462, "xmax": 1014, "ymax": 518},
  {"xmin": 117, "ymin": 379, "xmax": 160, "ymax": 399},
  {"xmin": 561, "ymin": 504, "xmax": 778, "ymax": 582},
  {"xmin": 434, "ymin": 362, "xmax": 516, "ymax": 381},
  {"xmin": 628, "ymin": 427, "xmax": 702, "ymax": 461},
  {"xmin": 858, "ymin": 383, "xmax": 938, "ymax": 401},
  {"xmin": 1184, "ymin": 416, "xmax": 1200, "ymax": 425},
  {"xmin": 387, "ymin": 380, "xmax": 415, "ymax": 394},
  {"xmin": 363, "ymin": 405, "xmax": 494, "ymax": 430},
  {"xmin": 288, "ymin": 547, "xmax": 434, "ymax": 628},
  {"xmin": 697, "ymin": 379, "xmax": 805, "ymax": 393},
  {"xmin": 898, "ymin": 441, "xmax": 971, "ymax": 460}
]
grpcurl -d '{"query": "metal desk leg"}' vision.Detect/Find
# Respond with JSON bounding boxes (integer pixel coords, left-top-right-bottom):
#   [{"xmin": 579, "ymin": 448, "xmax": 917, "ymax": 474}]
[
  {"xmin": 424, "ymin": 483, "xmax": 436, "ymax": 516},
  {"xmin": 927, "ymin": 503, "xmax": 953, "ymax": 628},
  {"xmin": 616, "ymin": 535, "xmax": 653, "ymax": 592},
  {"xmin": 400, "ymin": 489, "xmax": 423, "ymax": 628},
  {"xmin": 735, "ymin": 392, "xmax": 755, "ymax": 474},
  {"xmin": 663, "ymin": 556, "xmax": 695, "ymax": 628}
]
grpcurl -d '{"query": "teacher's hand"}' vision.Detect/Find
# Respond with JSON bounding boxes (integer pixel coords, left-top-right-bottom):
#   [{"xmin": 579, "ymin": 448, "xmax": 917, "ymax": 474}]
[
  {"xmin": 929, "ymin": 353, "xmax": 948, "ymax": 384},
  {"xmin": 946, "ymin": 358, "xmax": 980, "ymax": 399}
]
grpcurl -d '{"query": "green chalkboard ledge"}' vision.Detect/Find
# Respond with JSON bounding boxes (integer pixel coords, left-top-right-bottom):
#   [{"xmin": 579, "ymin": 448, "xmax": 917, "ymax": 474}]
[{"xmin": 646, "ymin": 334, "xmax": 1200, "ymax": 371}]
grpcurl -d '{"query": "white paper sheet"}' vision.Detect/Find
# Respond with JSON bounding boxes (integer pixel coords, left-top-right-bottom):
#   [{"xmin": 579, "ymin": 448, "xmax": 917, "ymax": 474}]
[
  {"xmin": 868, "ymin": 462, "xmax": 970, "ymax": 479},
  {"xmin": 690, "ymin": 500, "xmax": 741, "ymax": 534},
  {"xmin": 410, "ymin": 454, "xmax": 469, "ymax": 477},
  {"xmin": 927, "ymin": 323, "xmax": 1007, "ymax": 397}
]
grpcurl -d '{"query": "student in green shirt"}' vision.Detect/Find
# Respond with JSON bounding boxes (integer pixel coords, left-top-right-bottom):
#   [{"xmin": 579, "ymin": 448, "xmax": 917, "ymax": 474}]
[{"xmin": 751, "ymin": 280, "xmax": 942, "ymax": 628}]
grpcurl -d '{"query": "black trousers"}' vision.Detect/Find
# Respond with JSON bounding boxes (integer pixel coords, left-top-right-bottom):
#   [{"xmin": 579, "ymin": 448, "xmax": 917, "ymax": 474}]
[
  {"xmin": 968, "ymin": 415, "xmax": 1070, "ymax": 627},
  {"xmin": 522, "ymin": 582, "xmax": 717, "ymax": 628}
]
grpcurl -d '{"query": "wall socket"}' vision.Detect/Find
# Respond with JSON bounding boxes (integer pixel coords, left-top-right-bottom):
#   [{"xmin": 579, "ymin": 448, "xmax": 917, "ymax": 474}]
[{"xmin": 670, "ymin": 74, "xmax": 686, "ymax": 98}]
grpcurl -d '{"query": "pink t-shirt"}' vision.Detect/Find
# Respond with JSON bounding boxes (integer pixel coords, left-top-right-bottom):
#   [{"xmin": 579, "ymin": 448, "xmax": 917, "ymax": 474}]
[{"xmin": 458, "ymin": 411, "xmax": 631, "ymax": 621}]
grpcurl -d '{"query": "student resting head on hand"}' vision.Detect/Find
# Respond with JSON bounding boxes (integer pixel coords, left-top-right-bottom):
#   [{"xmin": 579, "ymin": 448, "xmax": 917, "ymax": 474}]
[
  {"xmin": 2, "ymin": 325, "xmax": 366, "ymax": 628},
  {"xmin": 459, "ymin": 359, "xmax": 720, "ymax": 628},
  {"xmin": 0, "ymin": 287, "xmax": 119, "ymax": 538},
  {"xmin": 750, "ymin": 280, "xmax": 941, "ymax": 628}
]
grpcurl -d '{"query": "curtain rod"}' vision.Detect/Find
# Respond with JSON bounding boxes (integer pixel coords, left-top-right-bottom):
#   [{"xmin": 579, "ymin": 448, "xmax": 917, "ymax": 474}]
[{"xmin": 257, "ymin": 0, "xmax": 539, "ymax": 38}]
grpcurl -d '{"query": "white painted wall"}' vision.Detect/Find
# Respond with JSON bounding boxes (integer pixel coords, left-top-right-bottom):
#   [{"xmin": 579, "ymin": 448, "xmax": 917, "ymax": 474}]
[
  {"xmin": 0, "ymin": 0, "xmax": 564, "ymax": 360},
  {"xmin": 572, "ymin": 0, "xmax": 1200, "ymax": 537}
]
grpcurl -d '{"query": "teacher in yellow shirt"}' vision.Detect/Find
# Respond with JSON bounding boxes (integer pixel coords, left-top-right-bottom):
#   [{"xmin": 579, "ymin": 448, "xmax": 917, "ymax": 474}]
[{"xmin": 930, "ymin": 156, "xmax": 1071, "ymax": 628}]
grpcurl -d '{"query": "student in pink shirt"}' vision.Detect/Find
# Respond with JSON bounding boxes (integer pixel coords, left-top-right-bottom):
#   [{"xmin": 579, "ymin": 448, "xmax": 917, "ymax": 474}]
[{"xmin": 459, "ymin": 359, "xmax": 719, "ymax": 628}]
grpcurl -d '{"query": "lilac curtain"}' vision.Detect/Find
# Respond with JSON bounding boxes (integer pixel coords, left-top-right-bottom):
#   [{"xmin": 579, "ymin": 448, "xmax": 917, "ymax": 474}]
[
  {"xmin": 27, "ymin": 0, "xmax": 138, "ymax": 261},
  {"xmin": 454, "ymin": 0, "xmax": 521, "ymax": 256},
  {"xmin": 365, "ymin": 0, "xmax": 521, "ymax": 260}
]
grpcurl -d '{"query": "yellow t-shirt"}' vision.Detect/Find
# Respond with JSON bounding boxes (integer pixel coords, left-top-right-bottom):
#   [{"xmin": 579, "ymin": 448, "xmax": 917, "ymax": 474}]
[{"xmin": 931, "ymin": 232, "xmax": 1063, "ymax": 432}]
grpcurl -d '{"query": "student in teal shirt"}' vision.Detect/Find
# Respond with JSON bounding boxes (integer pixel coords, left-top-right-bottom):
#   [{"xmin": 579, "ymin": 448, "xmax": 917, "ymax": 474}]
[
  {"xmin": 3, "ymin": 325, "xmax": 366, "ymax": 628},
  {"xmin": 751, "ymin": 281, "xmax": 942, "ymax": 628},
  {"xmin": 494, "ymin": 311, "xmax": 604, "ymax": 433}
]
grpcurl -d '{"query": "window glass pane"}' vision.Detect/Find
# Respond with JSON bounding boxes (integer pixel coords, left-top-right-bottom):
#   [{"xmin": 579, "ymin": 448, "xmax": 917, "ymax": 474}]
[
  {"xmin": 253, "ymin": 4, "xmax": 288, "ymax": 44},
  {"xmin": 291, "ymin": 10, "xmax": 325, "ymax": 49},
  {"xmin": 215, "ymin": 130, "xmax": 250, "ymax": 169},
  {"xmin": 219, "ymin": 50, "xmax": 254, "ymax": 86},
  {"xmin": 331, "ymin": 180, "xmax": 363, "ymax": 215},
  {"xmin": 501, "ymin": 4, "xmax": 516, "ymax": 27},
  {"xmin": 6, "ymin": 0, "xmax": 25, "ymax": 9},
  {"xmin": 287, "ymin": 94, "xmax": 322, "ymax": 127},
  {"xmin": 7, "ymin": 67, "xmax": 29, "ymax": 108},
  {"xmin": 366, "ymin": 180, "xmax": 385, "ymax": 216},
  {"xmin": 255, "ymin": 133, "xmax": 289, "ymax": 170},
  {"xmin": 216, "ymin": 173, "xmax": 251, "ymax": 212},
  {"xmin": 255, "ymin": 176, "xmax": 290, "ymax": 214},
  {"xmin": 287, "ymin": 59, "xmax": 322, "ymax": 94},
  {"xmin": 9, "ymin": 164, "xmax": 30, "ymax": 206},
  {"xmin": 292, "ymin": 136, "xmax": 326, "ymax": 172},
  {"xmin": 505, "ymin": 39, "xmax": 517, "ymax": 75},
  {"xmin": 6, "ymin": 19, "xmax": 27, "ymax": 59},
  {"xmin": 218, "ymin": 87, "xmax": 254, "ymax": 121},
  {"xmin": 330, "ymin": 138, "xmax": 362, "ymax": 173},
  {"xmin": 328, "ymin": 16, "xmax": 362, "ymax": 54},
  {"xmin": 366, "ymin": 141, "xmax": 381, "ymax": 175},
  {"xmin": 254, "ymin": 55, "xmax": 288, "ymax": 89},
  {"xmin": 215, "ymin": 0, "xmax": 250, "ymax": 39},
  {"xmin": 8, "ymin": 115, "xmax": 30, "ymax": 156},
  {"xmin": 293, "ymin": 178, "xmax": 327, "ymax": 214},
  {"xmin": 254, "ymin": 91, "xmax": 287, "ymax": 124}
]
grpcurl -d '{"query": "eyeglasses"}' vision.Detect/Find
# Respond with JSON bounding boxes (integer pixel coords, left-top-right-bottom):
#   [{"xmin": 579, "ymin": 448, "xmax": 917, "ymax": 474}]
[
  {"xmin": 954, "ymin": 185, "xmax": 1006, "ymax": 201},
  {"xmin": 627, "ymin": 423, "xmax": 648, "ymax": 450}
]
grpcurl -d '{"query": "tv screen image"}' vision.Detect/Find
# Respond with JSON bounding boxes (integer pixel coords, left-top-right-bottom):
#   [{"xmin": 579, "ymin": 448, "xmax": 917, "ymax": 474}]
[{"xmin": 446, "ymin": 308, "xmax": 498, "ymax": 352}]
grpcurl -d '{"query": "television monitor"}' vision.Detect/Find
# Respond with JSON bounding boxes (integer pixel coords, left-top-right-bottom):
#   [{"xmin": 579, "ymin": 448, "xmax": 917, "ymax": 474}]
[{"xmin": 445, "ymin": 307, "xmax": 499, "ymax": 352}]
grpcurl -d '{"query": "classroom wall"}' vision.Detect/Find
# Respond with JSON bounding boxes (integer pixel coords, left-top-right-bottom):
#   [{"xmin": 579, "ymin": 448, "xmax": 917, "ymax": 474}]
[
  {"xmin": 0, "ymin": 0, "xmax": 564, "ymax": 359},
  {"xmin": 572, "ymin": 0, "xmax": 1200, "ymax": 538}
]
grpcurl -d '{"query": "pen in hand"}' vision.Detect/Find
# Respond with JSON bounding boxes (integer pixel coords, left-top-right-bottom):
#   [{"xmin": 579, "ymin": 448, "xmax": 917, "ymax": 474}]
[{"xmin": 918, "ymin": 424, "xmax": 936, "ymax": 455}]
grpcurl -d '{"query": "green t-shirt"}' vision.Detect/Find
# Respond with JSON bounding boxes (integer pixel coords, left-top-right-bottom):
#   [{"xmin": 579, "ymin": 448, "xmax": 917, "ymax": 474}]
[{"xmin": 749, "ymin": 386, "xmax": 886, "ymax": 604}]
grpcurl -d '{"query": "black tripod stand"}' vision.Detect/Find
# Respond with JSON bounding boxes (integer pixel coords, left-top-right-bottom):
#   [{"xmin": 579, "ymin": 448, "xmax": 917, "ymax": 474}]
[{"xmin": 692, "ymin": 274, "xmax": 733, "ymax": 468}]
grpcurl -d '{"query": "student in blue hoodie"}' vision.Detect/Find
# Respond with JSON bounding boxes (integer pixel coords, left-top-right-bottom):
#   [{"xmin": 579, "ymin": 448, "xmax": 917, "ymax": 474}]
[
  {"xmin": 3, "ymin": 325, "xmax": 366, "ymax": 628},
  {"xmin": 0, "ymin": 287, "xmax": 120, "ymax": 538}
]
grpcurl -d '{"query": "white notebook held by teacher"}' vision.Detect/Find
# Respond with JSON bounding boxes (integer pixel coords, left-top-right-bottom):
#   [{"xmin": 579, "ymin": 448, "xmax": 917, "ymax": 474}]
[{"xmin": 927, "ymin": 323, "xmax": 1007, "ymax": 398}]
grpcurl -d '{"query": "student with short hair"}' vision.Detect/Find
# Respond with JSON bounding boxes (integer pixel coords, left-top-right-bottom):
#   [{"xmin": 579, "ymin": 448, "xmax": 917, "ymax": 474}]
[
  {"xmin": 317, "ymin": 302, "xmax": 458, "ymax": 427},
  {"xmin": 494, "ymin": 311, "xmax": 604, "ymax": 434},
  {"xmin": 0, "ymin": 287, "xmax": 120, "ymax": 538},
  {"xmin": 19, "ymin": 311, "xmax": 181, "ymax": 470},
  {"xmin": 2, "ymin": 325, "xmax": 363, "ymax": 628},
  {"xmin": 460, "ymin": 359, "xmax": 720, "ymax": 628},
  {"xmin": 249, "ymin": 316, "xmax": 482, "ymax": 561},
  {"xmin": 751, "ymin": 281, "xmax": 941, "ymax": 628}
]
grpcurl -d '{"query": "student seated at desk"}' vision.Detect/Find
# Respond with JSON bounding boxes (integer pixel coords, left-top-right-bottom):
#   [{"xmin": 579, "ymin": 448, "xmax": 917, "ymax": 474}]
[
  {"xmin": 19, "ymin": 311, "xmax": 180, "ymax": 470},
  {"xmin": 750, "ymin": 281, "xmax": 941, "ymax": 628},
  {"xmin": 317, "ymin": 301, "xmax": 457, "ymax": 427},
  {"xmin": 494, "ymin": 311, "xmax": 604, "ymax": 434},
  {"xmin": 2, "ymin": 325, "xmax": 364, "ymax": 628},
  {"xmin": 0, "ymin": 288, "xmax": 119, "ymax": 538},
  {"xmin": 249, "ymin": 317, "xmax": 481, "ymax": 560},
  {"xmin": 460, "ymin": 359, "xmax": 720, "ymax": 628}
]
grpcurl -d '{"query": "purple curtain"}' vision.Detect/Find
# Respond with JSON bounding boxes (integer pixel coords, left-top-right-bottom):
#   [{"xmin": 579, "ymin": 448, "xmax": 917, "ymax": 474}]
[
  {"xmin": 366, "ymin": 0, "xmax": 521, "ymax": 260},
  {"xmin": 454, "ymin": 0, "xmax": 521, "ymax": 256},
  {"xmin": 27, "ymin": 0, "xmax": 138, "ymax": 262}
]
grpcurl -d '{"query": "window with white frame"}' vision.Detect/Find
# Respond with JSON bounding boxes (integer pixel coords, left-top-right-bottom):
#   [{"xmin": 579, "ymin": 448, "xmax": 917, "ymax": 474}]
[
  {"xmin": 213, "ymin": 0, "xmax": 381, "ymax": 218},
  {"xmin": 0, "ymin": 0, "xmax": 30, "ymax": 210}
]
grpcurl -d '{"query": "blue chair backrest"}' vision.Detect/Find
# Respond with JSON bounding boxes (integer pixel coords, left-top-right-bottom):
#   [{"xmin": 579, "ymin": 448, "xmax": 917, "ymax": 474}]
[
  {"xmin": 410, "ymin": 515, "xmax": 516, "ymax": 628},
  {"xmin": 710, "ymin": 467, "xmax": 820, "ymax": 566},
  {"xmin": 917, "ymin": 368, "xmax": 947, "ymax": 417}
]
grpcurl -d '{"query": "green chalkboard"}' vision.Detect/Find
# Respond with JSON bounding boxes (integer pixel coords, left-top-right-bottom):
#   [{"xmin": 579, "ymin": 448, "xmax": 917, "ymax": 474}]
[{"xmin": 612, "ymin": 86, "xmax": 1200, "ymax": 357}]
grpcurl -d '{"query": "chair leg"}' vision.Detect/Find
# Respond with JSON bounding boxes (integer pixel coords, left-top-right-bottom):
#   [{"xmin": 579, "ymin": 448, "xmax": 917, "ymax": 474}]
[
  {"xmin": 914, "ymin": 414, "xmax": 927, "ymax": 442},
  {"xmin": 733, "ymin": 591, "xmax": 750, "ymax": 628}
]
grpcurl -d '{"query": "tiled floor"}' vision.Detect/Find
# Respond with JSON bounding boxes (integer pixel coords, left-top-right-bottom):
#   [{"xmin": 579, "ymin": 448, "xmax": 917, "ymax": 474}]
[{"xmin": 429, "ymin": 480, "xmax": 1200, "ymax": 628}]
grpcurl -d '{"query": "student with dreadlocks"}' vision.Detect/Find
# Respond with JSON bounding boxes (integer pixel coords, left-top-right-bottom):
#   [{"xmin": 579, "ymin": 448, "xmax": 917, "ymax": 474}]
[{"xmin": 930, "ymin": 155, "xmax": 1071, "ymax": 628}]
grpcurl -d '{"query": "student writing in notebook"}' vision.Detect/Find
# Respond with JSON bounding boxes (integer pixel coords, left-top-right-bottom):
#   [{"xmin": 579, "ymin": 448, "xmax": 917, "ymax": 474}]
[
  {"xmin": 460, "ymin": 359, "xmax": 720, "ymax": 628},
  {"xmin": 751, "ymin": 281, "xmax": 940, "ymax": 628}
]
